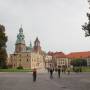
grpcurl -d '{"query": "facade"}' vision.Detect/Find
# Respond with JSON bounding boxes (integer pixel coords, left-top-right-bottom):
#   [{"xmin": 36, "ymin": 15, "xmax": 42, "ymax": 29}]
[
  {"xmin": 8, "ymin": 26, "xmax": 90, "ymax": 70},
  {"xmin": 9, "ymin": 26, "xmax": 45, "ymax": 69},
  {"xmin": 10, "ymin": 52, "xmax": 44, "ymax": 69},
  {"xmin": 48, "ymin": 52, "xmax": 69, "ymax": 68},
  {"xmin": 53, "ymin": 52, "xmax": 69, "ymax": 68},
  {"xmin": 44, "ymin": 54, "xmax": 52, "ymax": 69},
  {"xmin": 67, "ymin": 51, "xmax": 90, "ymax": 66}
]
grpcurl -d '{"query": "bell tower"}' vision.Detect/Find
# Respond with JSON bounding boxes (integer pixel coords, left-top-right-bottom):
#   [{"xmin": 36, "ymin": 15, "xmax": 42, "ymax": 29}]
[
  {"xmin": 15, "ymin": 26, "xmax": 26, "ymax": 53},
  {"xmin": 33, "ymin": 37, "xmax": 41, "ymax": 53}
]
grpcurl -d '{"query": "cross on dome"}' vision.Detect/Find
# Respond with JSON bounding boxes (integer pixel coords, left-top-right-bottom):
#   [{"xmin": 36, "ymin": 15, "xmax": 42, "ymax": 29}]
[{"xmin": 19, "ymin": 25, "xmax": 23, "ymax": 33}]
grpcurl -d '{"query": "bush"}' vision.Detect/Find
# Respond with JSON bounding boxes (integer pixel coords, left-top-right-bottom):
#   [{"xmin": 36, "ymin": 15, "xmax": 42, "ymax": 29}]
[
  {"xmin": 1, "ymin": 65, "xmax": 8, "ymax": 69},
  {"xmin": 73, "ymin": 67, "xmax": 82, "ymax": 72},
  {"xmin": 17, "ymin": 66, "xmax": 23, "ymax": 69},
  {"xmin": 71, "ymin": 59, "xmax": 87, "ymax": 67}
]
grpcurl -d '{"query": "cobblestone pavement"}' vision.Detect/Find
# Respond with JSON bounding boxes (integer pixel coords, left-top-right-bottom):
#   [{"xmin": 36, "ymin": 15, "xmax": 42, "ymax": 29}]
[{"xmin": 0, "ymin": 72, "xmax": 90, "ymax": 90}]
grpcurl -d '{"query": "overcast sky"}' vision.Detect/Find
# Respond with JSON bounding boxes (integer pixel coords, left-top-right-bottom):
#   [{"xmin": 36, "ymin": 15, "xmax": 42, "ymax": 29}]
[{"xmin": 0, "ymin": 0, "xmax": 90, "ymax": 54}]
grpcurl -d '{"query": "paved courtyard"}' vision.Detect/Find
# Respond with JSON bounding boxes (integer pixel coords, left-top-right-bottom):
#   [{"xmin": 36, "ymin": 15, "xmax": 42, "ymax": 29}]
[{"xmin": 0, "ymin": 72, "xmax": 90, "ymax": 90}]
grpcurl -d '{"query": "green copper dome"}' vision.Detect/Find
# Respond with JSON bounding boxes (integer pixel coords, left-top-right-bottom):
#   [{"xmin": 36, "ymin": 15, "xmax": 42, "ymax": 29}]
[{"xmin": 16, "ymin": 26, "xmax": 25, "ymax": 45}]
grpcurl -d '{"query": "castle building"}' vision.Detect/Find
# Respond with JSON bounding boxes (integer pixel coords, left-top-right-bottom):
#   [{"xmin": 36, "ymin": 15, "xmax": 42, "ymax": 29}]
[
  {"xmin": 67, "ymin": 51, "xmax": 90, "ymax": 66},
  {"xmin": 48, "ymin": 52, "xmax": 69, "ymax": 68},
  {"xmin": 9, "ymin": 26, "xmax": 45, "ymax": 69}
]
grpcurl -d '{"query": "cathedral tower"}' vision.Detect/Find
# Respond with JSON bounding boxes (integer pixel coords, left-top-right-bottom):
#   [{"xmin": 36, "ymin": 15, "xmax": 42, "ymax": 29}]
[
  {"xmin": 15, "ymin": 26, "xmax": 26, "ymax": 53},
  {"xmin": 33, "ymin": 37, "xmax": 41, "ymax": 53}
]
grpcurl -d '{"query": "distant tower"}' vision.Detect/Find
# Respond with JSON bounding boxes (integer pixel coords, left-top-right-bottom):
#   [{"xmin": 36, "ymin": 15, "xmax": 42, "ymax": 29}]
[
  {"xmin": 30, "ymin": 41, "xmax": 32, "ymax": 51},
  {"xmin": 33, "ymin": 37, "xmax": 41, "ymax": 53},
  {"xmin": 15, "ymin": 26, "xmax": 26, "ymax": 53},
  {"xmin": 26, "ymin": 41, "xmax": 32, "ymax": 52}
]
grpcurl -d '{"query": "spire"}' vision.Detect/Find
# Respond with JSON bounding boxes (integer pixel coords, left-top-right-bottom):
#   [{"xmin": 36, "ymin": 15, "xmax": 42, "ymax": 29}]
[
  {"xmin": 26, "ymin": 41, "xmax": 32, "ymax": 52},
  {"xmin": 35, "ymin": 37, "xmax": 40, "ymax": 42},
  {"xmin": 15, "ymin": 25, "xmax": 26, "ymax": 53},
  {"xmin": 21, "ymin": 24, "xmax": 22, "ymax": 27},
  {"xmin": 34, "ymin": 37, "xmax": 40, "ymax": 46},
  {"xmin": 16, "ymin": 26, "xmax": 25, "ymax": 45},
  {"xmin": 19, "ymin": 25, "xmax": 23, "ymax": 33},
  {"xmin": 30, "ymin": 41, "xmax": 32, "ymax": 49},
  {"xmin": 33, "ymin": 37, "xmax": 41, "ymax": 53}
]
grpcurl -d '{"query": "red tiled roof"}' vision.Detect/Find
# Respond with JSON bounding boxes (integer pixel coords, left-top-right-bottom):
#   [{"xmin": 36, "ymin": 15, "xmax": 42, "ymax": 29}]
[
  {"xmin": 48, "ymin": 51, "xmax": 66, "ymax": 58},
  {"xmin": 53, "ymin": 52, "xmax": 66, "ymax": 58},
  {"xmin": 67, "ymin": 51, "xmax": 90, "ymax": 59},
  {"xmin": 48, "ymin": 51, "xmax": 54, "ymax": 56}
]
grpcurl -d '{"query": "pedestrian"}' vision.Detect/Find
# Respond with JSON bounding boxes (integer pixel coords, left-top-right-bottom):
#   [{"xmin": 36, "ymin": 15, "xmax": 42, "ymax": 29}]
[
  {"xmin": 49, "ymin": 67, "xmax": 54, "ymax": 79},
  {"xmin": 67, "ymin": 67, "xmax": 70, "ymax": 75},
  {"xmin": 32, "ymin": 68, "xmax": 37, "ymax": 82},
  {"xmin": 57, "ymin": 66, "xmax": 61, "ymax": 78}
]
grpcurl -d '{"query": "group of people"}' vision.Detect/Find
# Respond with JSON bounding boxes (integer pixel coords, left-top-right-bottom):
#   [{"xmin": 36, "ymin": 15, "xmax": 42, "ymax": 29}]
[
  {"xmin": 49, "ymin": 66, "xmax": 61, "ymax": 79},
  {"xmin": 32, "ymin": 66, "xmax": 70, "ymax": 82},
  {"xmin": 48, "ymin": 66, "xmax": 71, "ymax": 79}
]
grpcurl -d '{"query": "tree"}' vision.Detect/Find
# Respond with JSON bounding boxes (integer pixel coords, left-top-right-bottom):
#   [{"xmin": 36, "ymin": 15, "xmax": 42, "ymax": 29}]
[
  {"xmin": 70, "ymin": 59, "xmax": 87, "ymax": 67},
  {"xmin": 0, "ymin": 24, "xmax": 8, "ymax": 68},
  {"xmin": 82, "ymin": 0, "xmax": 90, "ymax": 37}
]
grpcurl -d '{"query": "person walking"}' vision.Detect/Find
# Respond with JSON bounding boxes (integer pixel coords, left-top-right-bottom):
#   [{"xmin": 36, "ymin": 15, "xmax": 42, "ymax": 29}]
[
  {"xmin": 57, "ymin": 66, "xmax": 61, "ymax": 78},
  {"xmin": 67, "ymin": 67, "xmax": 70, "ymax": 75},
  {"xmin": 49, "ymin": 67, "xmax": 54, "ymax": 79},
  {"xmin": 33, "ymin": 68, "xmax": 37, "ymax": 82}
]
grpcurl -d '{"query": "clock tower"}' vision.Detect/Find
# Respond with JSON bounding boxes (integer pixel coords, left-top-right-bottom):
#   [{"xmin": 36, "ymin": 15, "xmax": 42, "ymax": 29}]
[{"xmin": 15, "ymin": 26, "xmax": 26, "ymax": 53}]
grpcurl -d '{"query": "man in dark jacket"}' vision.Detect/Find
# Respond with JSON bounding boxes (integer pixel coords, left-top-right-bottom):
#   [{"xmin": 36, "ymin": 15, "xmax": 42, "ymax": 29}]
[
  {"xmin": 49, "ymin": 67, "xmax": 54, "ymax": 79},
  {"xmin": 33, "ymin": 68, "xmax": 37, "ymax": 82},
  {"xmin": 57, "ymin": 66, "xmax": 61, "ymax": 78}
]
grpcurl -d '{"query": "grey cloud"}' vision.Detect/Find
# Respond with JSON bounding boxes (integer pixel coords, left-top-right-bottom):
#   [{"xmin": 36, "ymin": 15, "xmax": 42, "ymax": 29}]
[{"xmin": 0, "ymin": 0, "xmax": 89, "ymax": 54}]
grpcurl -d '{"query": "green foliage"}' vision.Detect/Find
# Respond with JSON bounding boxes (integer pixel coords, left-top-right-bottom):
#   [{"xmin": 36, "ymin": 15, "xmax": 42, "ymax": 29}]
[
  {"xmin": 73, "ymin": 67, "xmax": 82, "ymax": 72},
  {"xmin": 0, "ymin": 24, "xmax": 8, "ymax": 68},
  {"xmin": 71, "ymin": 59, "xmax": 87, "ymax": 67},
  {"xmin": 0, "ymin": 68, "xmax": 32, "ymax": 72},
  {"xmin": 17, "ymin": 66, "xmax": 23, "ymax": 69},
  {"xmin": 82, "ymin": 66, "xmax": 90, "ymax": 72},
  {"xmin": 82, "ymin": 1, "xmax": 90, "ymax": 37},
  {"xmin": 82, "ymin": 13, "xmax": 90, "ymax": 37},
  {"xmin": 0, "ymin": 25, "xmax": 7, "ymax": 48}
]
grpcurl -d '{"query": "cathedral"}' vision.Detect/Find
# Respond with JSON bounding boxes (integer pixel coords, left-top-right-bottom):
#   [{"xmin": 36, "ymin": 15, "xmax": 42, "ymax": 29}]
[
  {"xmin": 8, "ymin": 27, "xmax": 90, "ymax": 70},
  {"xmin": 9, "ymin": 26, "xmax": 45, "ymax": 69}
]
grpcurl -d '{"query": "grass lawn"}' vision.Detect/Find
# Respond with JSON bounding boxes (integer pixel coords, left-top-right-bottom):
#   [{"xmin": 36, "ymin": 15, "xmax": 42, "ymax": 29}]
[
  {"xmin": 0, "ymin": 67, "xmax": 90, "ymax": 72},
  {"xmin": 82, "ymin": 67, "xmax": 90, "ymax": 72},
  {"xmin": 72, "ymin": 66, "xmax": 90, "ymax": 72},
  {"xmin": 0, "ymin": 68, "xmax": 32, "ymax": 72}
]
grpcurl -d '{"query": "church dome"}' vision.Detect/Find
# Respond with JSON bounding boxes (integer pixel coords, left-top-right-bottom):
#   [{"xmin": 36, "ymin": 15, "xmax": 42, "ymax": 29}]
[{"xmin": 16, "ymin": 26, "xmax": 25, "ymax": 45}]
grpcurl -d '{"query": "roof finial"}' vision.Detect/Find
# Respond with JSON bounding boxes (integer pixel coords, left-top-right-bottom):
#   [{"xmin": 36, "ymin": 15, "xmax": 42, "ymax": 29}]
[
  {"xmin": 19, "ymin": 24, "xmax": 23, "ymax": 33},
  {"xmin": 21, "ymin": 24, "xmax": 22, "ymax": 28}
]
